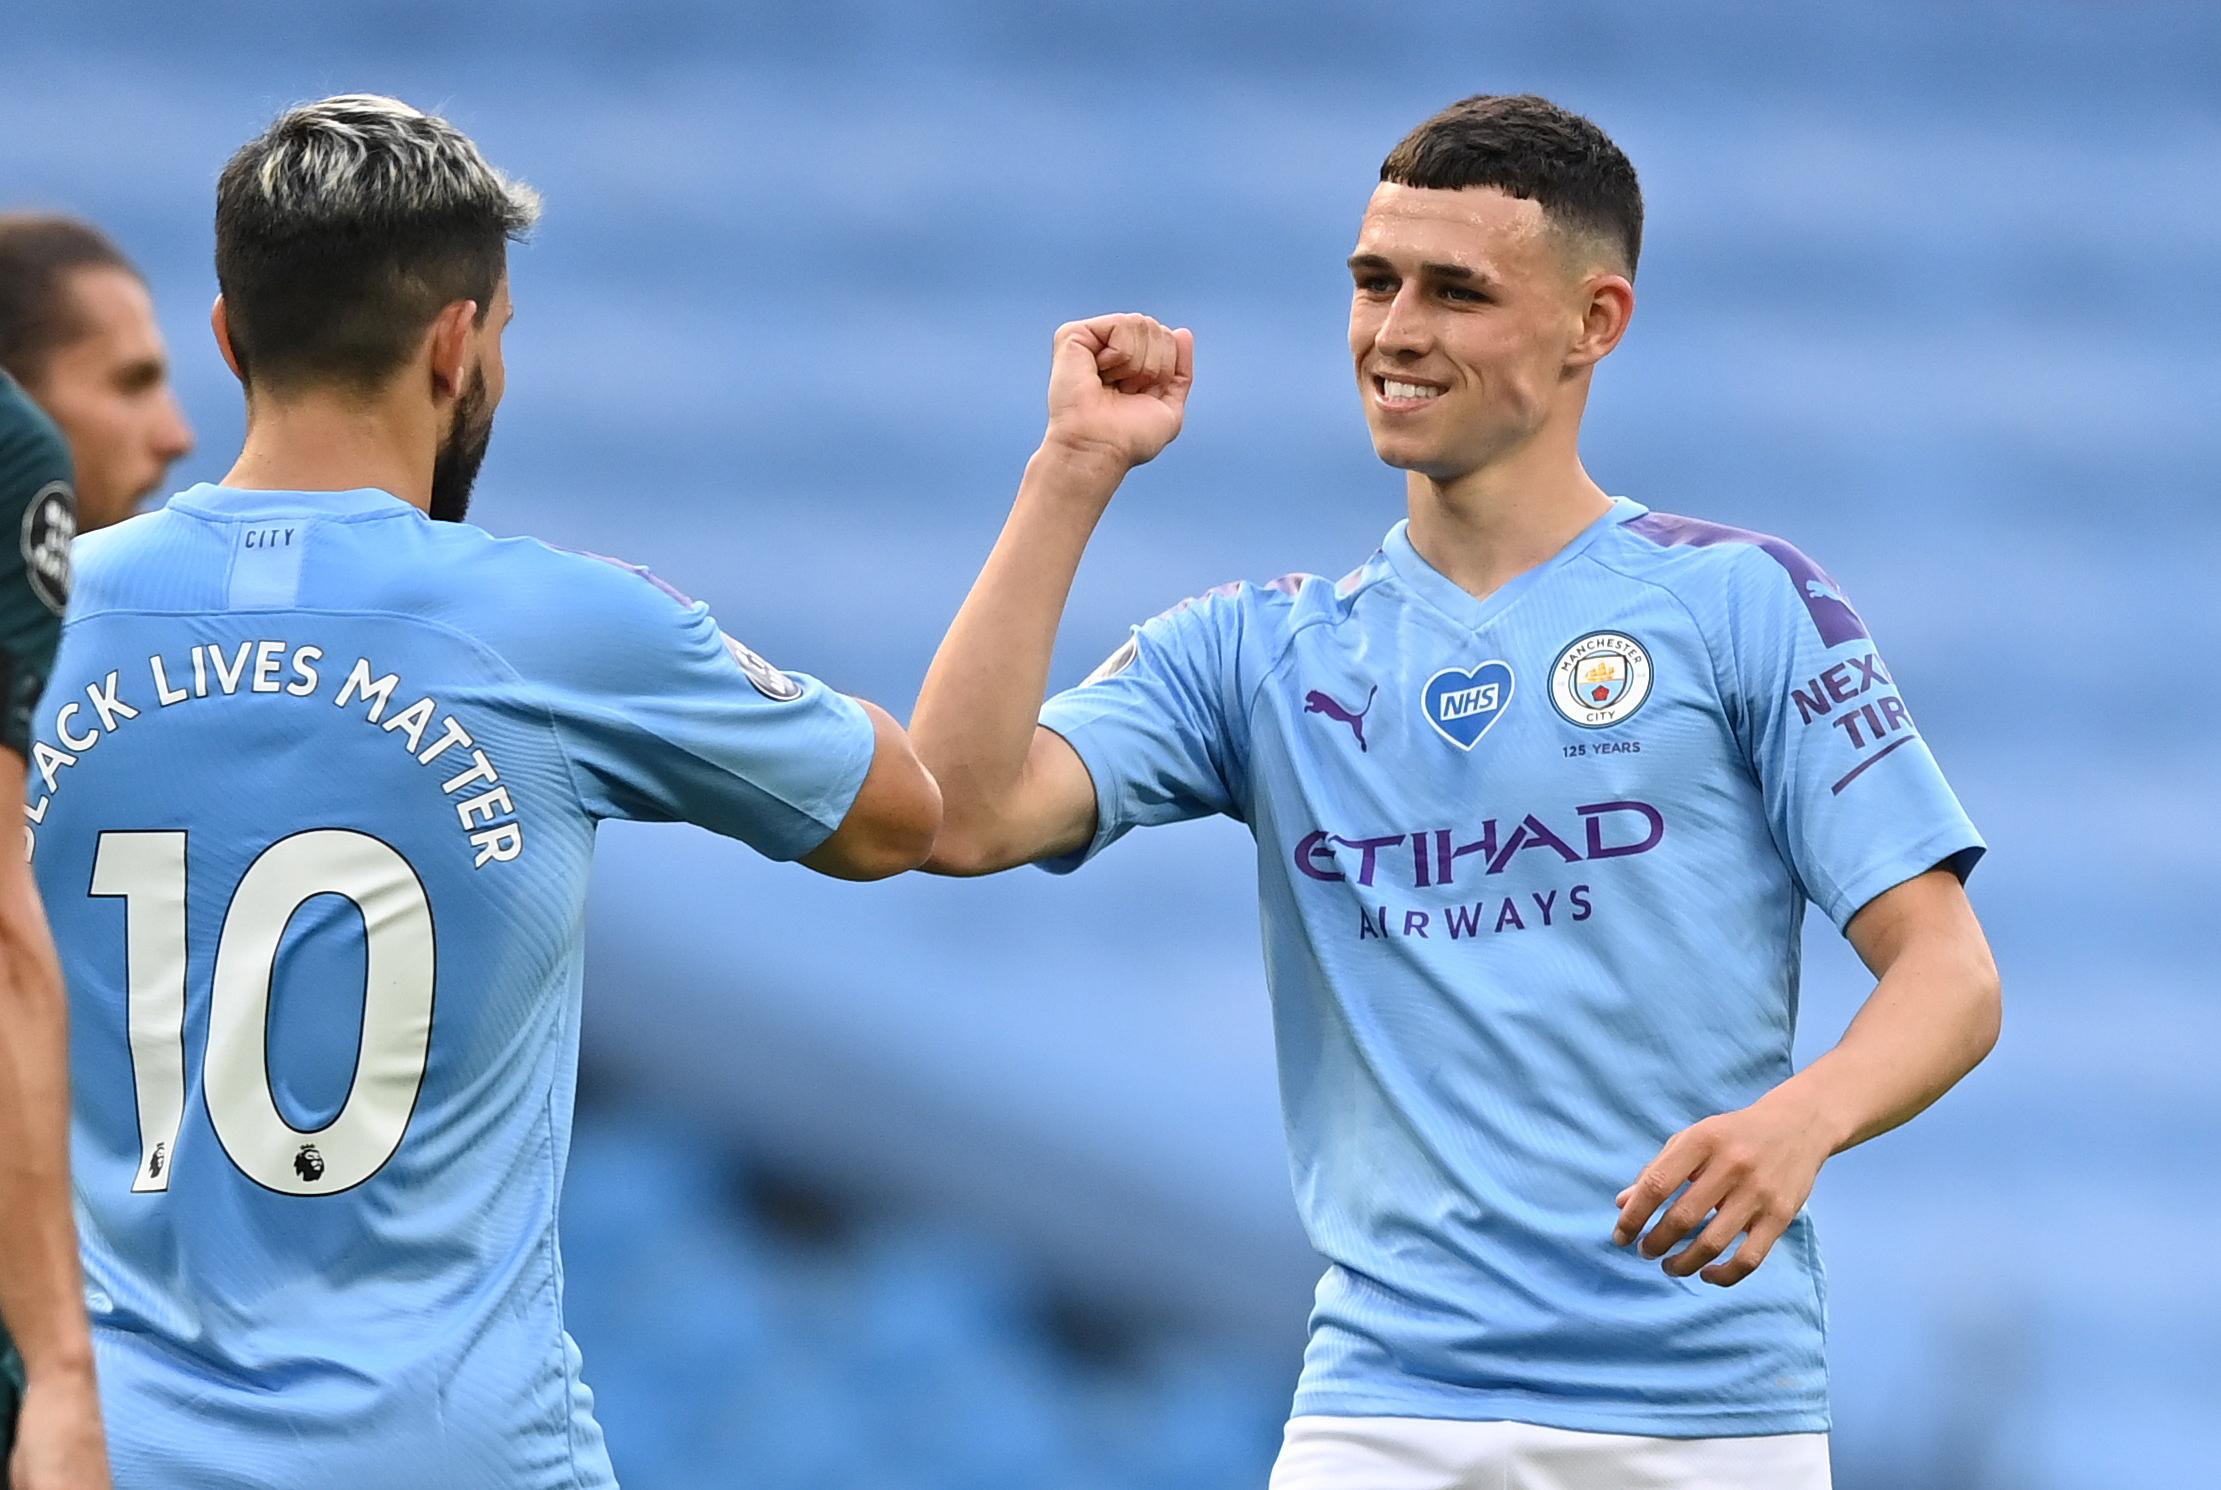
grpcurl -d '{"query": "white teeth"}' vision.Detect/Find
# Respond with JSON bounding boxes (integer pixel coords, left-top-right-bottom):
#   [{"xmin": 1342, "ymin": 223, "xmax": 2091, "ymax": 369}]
[{"xmin": 1382, "ymin": 379, "xmax": 1442, "ymax": 400}]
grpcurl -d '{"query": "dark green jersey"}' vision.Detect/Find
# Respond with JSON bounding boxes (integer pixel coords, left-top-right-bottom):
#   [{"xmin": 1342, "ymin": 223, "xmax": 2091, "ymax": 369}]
[
  {"xmin": 0, "ymin": 374, "xmax": 70, "ymax": 1438},
  {"xmin": 0, "ymin": 372, "xmax": 74, "ymax": 760}
]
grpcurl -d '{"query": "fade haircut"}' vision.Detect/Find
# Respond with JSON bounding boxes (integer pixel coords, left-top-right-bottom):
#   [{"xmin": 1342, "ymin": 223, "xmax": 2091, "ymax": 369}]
[
  {"xmin": 1381, "ymin": 95, "xmax": 1643, "ymax": 278},
  {"xmin": 0, "ymin": 214, "xmax": 141, "ymax": 386},
  {"xmin": 215, "ymin": 94, "xmax": 540, "ymax": 393}
]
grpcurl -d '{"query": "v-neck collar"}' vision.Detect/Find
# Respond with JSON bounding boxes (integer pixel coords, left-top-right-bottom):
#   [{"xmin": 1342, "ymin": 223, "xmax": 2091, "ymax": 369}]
[{"xmin": 1382, "ymin": 496, "xmax": 1648, "ymax": 633}]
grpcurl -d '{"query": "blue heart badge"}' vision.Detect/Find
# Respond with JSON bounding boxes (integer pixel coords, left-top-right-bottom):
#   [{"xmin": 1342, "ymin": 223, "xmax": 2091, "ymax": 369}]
[{"xmin": 1421, "ymin": 662, "xmax": 1516, "ymax": 750}]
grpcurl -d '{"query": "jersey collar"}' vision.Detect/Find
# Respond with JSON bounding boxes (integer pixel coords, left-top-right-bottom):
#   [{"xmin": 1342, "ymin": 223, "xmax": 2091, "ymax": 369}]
[
  {"xmin": 1381, "ymin": 495, "xmax": 1648, "ymax": 633},
  {"xmin": 166, "ymin": 483, "xmax": 425, "ymax": 522}
]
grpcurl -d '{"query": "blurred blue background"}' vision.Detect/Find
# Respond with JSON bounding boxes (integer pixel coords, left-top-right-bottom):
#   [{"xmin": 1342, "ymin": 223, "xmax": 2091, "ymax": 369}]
[{"xmin": 7, "ymin": 2, "xmax": 2218, "ymax": 1486}]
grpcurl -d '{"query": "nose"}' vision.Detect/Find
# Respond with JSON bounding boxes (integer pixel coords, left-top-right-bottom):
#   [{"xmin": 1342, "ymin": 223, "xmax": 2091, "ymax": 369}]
[
  {"xmin": 152, "ymin": 391, "xmax": 194, "ymax": 461},
  {"xmin": 1374, "ymin": 284, "xmax": 1432, "ymax": 359}
]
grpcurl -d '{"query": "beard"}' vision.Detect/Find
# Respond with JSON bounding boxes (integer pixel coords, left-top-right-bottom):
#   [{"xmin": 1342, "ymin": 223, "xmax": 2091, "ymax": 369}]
[{"xmin": 429, "ymin": 370, "xmax": 495, "ymax": 524}]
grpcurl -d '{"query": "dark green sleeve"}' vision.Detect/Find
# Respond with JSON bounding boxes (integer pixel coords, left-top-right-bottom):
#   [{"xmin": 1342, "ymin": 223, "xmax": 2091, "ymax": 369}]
[{"xmin": 0, "ymin": 378, "xmax": 76, "ymax": 761}]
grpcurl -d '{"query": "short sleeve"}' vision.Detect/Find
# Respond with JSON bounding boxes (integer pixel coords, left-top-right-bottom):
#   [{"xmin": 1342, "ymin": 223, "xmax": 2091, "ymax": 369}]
[
  {"xmin": 529, "ymin": 555, "xmax": 875, "ymax": 861},
  {"xmin": 1725, "ymin": 545, "xmax": 1984, "ymax": 929},
  {"xmin": 0, "ymin": 386, "xmax": 75, "ymax": 761},
  {"xmin": 1035, "ymin": 586, "xmax": 1252, "ymax": 873}
]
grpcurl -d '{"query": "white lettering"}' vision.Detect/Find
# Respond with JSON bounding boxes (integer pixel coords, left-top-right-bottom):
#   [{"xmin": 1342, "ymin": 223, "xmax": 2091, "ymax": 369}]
[
  {"xmin": 35, "ymin": 646, "xmax": 524, "ymax": 869},
  {"xmin": 336, "ymin": 658, "xmax": 401, "ymax": 722},
  {"xmin": 86, "ymin": 672, "xmax": 138, "ymax": 731},
  {"xmin": 209, "ymin": 642, "xmax": 252, "ymax": 695},
  {"xmin": 455, "ymin": 787, "xmax": 513, "ymax": 831},
  {"xmin": 440, "ymin": 750, "xmax": 499, "ymax": 795},
  {"xmin": 380, "ymin": 696, "xmax": 436, "ymax": 754},
  {"xmin": 470, "ymin": 823, "xmax": 524, "ymax": 868},
  {"xmin": 31, "ymin": 741, "xmax": 76, "ymax": 793},
  {"xmin": 416, "ymin": 717, "xmax": 472, "ymax": 765},
  {"xmin": 150, "ymin": 654, "xmax": 188, "ymax": 706},
  {"xmin": 251, "ymin": 640, "xmax": 287, "ymax": 693},
  {"xmin": 288, "ymin": 646, "xmax": 322, "ymax": 697},
  {"xmin": 55, "ymin": 703, "xmax": 97, "ymax": 752}
]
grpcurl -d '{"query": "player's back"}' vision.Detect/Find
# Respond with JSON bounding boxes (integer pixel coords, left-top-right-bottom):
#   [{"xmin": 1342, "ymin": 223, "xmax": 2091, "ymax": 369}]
[{"xmin": 32, "ymin": 484, "xmax": 874, "ymax": 1488}]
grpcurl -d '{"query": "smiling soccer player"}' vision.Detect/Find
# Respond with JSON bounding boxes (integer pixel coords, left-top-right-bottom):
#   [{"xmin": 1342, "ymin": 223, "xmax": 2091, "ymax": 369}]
[{"xmin": 912, "ymin": 94, "xmax": 2000, "ymax": 1490}]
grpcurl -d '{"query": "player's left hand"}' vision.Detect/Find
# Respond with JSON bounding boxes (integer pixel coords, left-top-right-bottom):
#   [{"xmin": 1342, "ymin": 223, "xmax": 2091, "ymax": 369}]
[
  {"xmin": 7, "ymin": 1365, "xmax": 112, "ymax": 1490},
  {"xmin": 1612, "ymin": 1092, "xmax": 1836, "ymax": 1287}
]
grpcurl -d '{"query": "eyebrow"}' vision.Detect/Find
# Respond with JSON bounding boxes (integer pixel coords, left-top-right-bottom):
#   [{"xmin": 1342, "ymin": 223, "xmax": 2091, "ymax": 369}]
[{"xmin": 1346, "ymin": 253, "xmax": 1491, "ymax": 284}]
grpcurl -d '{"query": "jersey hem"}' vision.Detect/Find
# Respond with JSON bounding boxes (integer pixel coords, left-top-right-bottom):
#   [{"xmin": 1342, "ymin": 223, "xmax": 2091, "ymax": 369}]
[
  {"xmin": 1031, "ymin": 720, "xmax": 1113, "ymax": 873},
  {"xmin": 1818, "ymin": 821, "xmax": 1986, "ymax": 930},
  {"xmin": 1287, "ymin": 1384, "xmax": 1831, "ymax": 1440}
]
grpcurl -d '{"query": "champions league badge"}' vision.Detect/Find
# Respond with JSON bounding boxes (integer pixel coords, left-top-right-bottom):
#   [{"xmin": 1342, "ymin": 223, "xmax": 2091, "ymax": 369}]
[
  {"xmin": 722, "ymin": 633, "xmax": 805, "ymax": 701},
  {"xmin": 1549, "ymin": 631, "xmax": 1653, "ymax": 728},
  {"xmin": 1421, "ymin": 661, "xmax": 1515, "ymax": 750}
]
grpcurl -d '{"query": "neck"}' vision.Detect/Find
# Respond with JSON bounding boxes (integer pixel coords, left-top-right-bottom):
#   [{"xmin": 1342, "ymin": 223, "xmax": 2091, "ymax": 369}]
[
  {"xmin": 1402, "ymin": 415, "xmax": 1612, "ymax": 601},
  {"xmin": 221, "ymin": 386, "xmax": 437, "ymax": 515}
]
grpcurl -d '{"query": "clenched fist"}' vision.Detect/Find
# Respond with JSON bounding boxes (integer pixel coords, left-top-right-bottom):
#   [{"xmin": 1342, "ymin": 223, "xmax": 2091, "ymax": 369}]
[{"xmin": 1042, "ymin": 314, "xmax": 1194, "ymax": 475}]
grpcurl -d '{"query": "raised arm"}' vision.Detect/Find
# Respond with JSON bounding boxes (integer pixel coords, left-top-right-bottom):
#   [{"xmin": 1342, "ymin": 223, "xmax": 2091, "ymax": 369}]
[
  {"xmin": 1613, "ymin": 867, "xmax": 2000, "ymax": 1285},
  {"xmin": 912, "ymin": 315, "xmax": 1193, "ymax": 876},
  {"xmin": 0, "ymin": 750, "xmax": 111, "ymax": 1490}
]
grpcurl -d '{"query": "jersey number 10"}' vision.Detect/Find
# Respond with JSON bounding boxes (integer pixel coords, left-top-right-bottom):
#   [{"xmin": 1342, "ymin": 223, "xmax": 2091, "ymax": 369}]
[{"xmin": 91, "ymin": 829, "xmax": 436, "ymax": 1197}]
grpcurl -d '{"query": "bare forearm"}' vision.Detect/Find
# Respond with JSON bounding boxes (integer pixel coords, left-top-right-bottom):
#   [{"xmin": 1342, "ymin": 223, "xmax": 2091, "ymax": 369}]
[
  {"xmin": 0, "ymin": 904, "xmax": 94, "ymax": 1377},
  {"xmin": 1771, "ymin": 929, "xmax": 2001, "ymax": 1155},
  {"xmin": 912, "ymin": 444, "xmax": 1118, "ymax": 836}
]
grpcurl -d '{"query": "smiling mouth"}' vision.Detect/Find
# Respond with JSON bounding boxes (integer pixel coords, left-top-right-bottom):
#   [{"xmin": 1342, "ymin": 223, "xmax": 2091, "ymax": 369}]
[{"xmin": 1373, "ymin": 375, "xmax": 1446, "ymax": 407}]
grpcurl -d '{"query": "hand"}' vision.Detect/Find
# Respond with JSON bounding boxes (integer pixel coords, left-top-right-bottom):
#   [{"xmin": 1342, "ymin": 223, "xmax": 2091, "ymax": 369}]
[
  {"xmin": 1042, "ymin": 314, "xmax": 1194, "ymax": 475},
  {"xmin": 8, "ymin": 1367, "xmax": 111, "ymax": 1490},
  {"xmin": 1611, "ymin": 1092, "xmax": 1837, "ymax": 1287}
]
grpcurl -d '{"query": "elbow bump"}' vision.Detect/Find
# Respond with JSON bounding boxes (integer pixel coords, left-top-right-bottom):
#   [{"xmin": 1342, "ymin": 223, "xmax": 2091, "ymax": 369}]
[{"xmin": 859, "ymin": 786, "xmax": 944, "ymax": 880}]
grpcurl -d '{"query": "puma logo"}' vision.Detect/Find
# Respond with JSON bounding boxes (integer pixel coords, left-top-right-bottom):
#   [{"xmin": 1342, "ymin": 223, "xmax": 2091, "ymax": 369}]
[{"xmin": 1304, "ymin": 686, "xmax": 1378, "ymax": 752}]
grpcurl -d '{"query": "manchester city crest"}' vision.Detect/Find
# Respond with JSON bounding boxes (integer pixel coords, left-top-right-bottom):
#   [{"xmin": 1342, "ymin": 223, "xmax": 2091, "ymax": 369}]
[{"xmin": 1549, "ymin": 631, "xmax": 1653, "ymax": 728}]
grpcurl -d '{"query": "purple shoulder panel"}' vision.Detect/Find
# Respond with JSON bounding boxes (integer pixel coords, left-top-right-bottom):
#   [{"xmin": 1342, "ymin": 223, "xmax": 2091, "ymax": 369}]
[{"xmin": 1626, "ymin": 511, "xmax": 1867, "ymax": 647}]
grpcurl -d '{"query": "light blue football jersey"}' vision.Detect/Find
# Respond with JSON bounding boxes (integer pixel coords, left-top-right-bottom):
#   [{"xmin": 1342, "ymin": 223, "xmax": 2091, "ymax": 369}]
[
  {"xmin": 27, "ymin": 485, "xmax": 874, "ymax": 1489},
  {"xmin": 1039, "ymin": 497, "xmax": 1983, "ymax": 1438}
]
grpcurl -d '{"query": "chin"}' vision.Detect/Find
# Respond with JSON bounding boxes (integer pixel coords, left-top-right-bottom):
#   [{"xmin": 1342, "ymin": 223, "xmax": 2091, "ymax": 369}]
[{"xmin": 1369, "ymin": 435, "xmax": 1445, "ymax": 476}]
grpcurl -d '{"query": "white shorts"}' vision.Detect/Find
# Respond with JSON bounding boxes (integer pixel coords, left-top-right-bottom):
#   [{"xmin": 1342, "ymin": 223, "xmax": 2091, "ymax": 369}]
[{"xmin": 1269, "ymin": 1414, "xmax": 1832, "ymax": 1490}]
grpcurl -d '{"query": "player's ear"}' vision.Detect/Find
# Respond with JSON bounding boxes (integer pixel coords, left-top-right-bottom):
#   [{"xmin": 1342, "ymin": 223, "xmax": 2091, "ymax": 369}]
[
  {"xmin": 425, "ymin": 299, "xmax": 480, "ymax": 405},
  {"xmin": 210, "ymin": 296, "xmax": 246, "ymax": 385},
  {"xmin": 1566, "ymin": 273, "xmax": 1634, "ymax": 373}
]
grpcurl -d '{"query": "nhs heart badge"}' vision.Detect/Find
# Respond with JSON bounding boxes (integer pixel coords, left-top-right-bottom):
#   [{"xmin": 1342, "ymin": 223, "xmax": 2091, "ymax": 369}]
[{"xmin": 1421, "ymin": 662, "xmax": 1516, "ymax": 751}]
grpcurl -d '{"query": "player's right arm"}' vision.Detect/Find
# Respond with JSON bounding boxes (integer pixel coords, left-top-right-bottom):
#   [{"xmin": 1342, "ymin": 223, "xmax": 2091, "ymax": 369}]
[
  {"xmin": 913, "ymin": 315, "xmax": 1194, "ymax": 875},
  {"xmin": 516, "ymin": 549, "xmax": 938, "ymax": 880},
  {"xmin": 0, "ymin": 756, "xmax": 111, "ymax": 1490},
  {"xmin": 0, "ymin": 381, "xmax": 110, "ymax": 1490}
]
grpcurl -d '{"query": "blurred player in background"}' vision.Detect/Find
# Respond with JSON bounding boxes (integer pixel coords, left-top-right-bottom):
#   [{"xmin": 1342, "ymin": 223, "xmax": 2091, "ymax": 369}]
[
  {"xmin": 0, "ymin": 372, "xmax": 107, "ymax": 1490},
  {"xmin": 25, "ymin": 95, "xmax": 939, "ymax": 1489},
  {"xmin": 913, "ymin": 95, "xmax": 2000, "ymax": 1489},
  {"xmin": 0, "ymin": 216, "xmax": 195, "ymax": 532}
]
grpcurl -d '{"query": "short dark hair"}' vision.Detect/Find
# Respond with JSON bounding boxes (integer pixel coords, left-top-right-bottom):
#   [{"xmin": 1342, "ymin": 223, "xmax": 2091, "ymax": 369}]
[
  {"xmin": 214, "ymin": 94, "xmax": 540, "ymax": 393},
  {"xmin": 1381, "ymin": 95, "xmax": 1643, "ymax": 277},
  {"xmin": 0, "ymin": 214, "xmax": 140, "ymax": 386}
]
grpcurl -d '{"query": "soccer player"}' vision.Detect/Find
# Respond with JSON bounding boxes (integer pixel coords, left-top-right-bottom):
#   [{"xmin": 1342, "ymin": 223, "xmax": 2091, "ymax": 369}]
[
  {"xmin": 26, "ymin": 95, "xmax": 940, "ymax": 1489},
  {"xmin": 912, "ymin": 95, "xmax": 2000, "ymax": 1489},
  {"xmin": 0, "ymin": 372, "xmax": 108, "ymax": 1490},
  {"xmin": 0, "ymin": 216, "xmax": 195, "ymax": 532}
]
